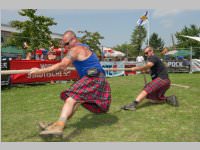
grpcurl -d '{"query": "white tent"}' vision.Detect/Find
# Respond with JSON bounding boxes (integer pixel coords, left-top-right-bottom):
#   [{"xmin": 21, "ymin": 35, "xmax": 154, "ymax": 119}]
[
  {"xmin": 181, "ymin": 35, "xmax": 200, "ymax": 42},
  {"xmin": 103, "ymin": 47, "xmax": 125, "ymax": 57}
]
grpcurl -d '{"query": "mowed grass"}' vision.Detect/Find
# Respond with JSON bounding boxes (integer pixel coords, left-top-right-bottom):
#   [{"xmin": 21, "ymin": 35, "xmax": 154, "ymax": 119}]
[{"xmin": 1, "ymin": 73, "xmax": 200, "ymax": 142}]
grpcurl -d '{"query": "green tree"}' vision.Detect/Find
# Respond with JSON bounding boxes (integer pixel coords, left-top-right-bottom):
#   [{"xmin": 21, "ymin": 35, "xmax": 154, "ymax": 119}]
[
  {"xmin": 175, "ymin": 24, "xmax": 200, "ymax": 58},
  {"xmin": 149, "ymin": 32, "xmax": 165, "ymax": 50},
  {"xmin": 51, "ymin": 38, "xmax": 61, "ymax": 48},
  {"xmin": 113, "ymin": 43, "xmax": 137, "ymax": 58},
  {"xmin": 4, "ymin": 9, "xmax": 57, "ymax": 53},
  {"xmin": 175, "ymin": 24, "xmax": 200, "ymax": 48},
  {"xmin": 78, "ymin": 30, "xmax": 104, "ymax": 56},
  {"xmin": 130, "ymin": 25, "xmax": 147, "ymax": 54}
]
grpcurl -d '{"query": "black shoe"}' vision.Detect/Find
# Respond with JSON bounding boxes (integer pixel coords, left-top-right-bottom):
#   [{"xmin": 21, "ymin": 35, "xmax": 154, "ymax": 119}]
[
  {"xmin": 166, "ymin": 95, "xmax": 179, "ymax": 107},
  {"xmin": 121, "ymin": 103, "xmax": 136, "ymax": 111}
]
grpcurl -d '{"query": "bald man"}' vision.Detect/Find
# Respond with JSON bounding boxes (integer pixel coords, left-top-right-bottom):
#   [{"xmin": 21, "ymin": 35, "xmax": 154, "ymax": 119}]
[
  {"xmin": 30, "ymin": 30, "xmax": 111, "ymax": 136},
  {"xmin": 121, "ymin": 46, "xmax": 179, "ymax": 111}
]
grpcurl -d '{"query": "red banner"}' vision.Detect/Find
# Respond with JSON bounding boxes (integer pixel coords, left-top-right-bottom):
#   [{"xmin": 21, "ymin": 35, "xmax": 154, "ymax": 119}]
[
  {"xmin": 124, "ymin": 64, "xmax": 136, "ymax": 76},
  {"xmin": 10, "ymin": 60, "xmax": 79, "ymax": 84}
]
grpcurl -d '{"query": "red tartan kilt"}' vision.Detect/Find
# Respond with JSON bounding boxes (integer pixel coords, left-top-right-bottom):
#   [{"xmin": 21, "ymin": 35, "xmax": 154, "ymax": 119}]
[
  {"xmin": 144, "ymin": 77, "xmax": 170, "ymax": 101},
  {"xmin": 60, "ymin": 76, "xmax": 112, "ymax": 113}
]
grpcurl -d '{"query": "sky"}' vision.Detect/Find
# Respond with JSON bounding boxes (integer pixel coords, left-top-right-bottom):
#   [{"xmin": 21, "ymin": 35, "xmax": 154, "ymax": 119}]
[{"xmin": 1, "ymin": 9, "xmax": 200, "ymax": 48}]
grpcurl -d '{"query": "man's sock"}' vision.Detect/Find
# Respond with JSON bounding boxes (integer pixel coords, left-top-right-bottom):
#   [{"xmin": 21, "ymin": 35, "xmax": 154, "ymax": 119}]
[{"xmin": 57, "ymin": 117, "xmax": 67, "ymax": 126}]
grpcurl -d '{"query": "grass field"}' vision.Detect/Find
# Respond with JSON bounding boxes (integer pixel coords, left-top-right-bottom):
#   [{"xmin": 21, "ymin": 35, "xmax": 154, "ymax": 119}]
[{"xmin": 1, "ymin": 73, "xmax": 200, "ymax": 142}]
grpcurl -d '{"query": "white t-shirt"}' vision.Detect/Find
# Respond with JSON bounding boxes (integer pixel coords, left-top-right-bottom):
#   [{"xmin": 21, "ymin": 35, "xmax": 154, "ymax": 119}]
[{"xmin": 136, "ymin": 56, "xmax": 144, "ymax": 63}]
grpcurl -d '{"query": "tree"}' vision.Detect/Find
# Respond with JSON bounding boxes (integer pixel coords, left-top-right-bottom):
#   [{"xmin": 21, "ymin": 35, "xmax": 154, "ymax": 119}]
[
  {"xmin": 175, "ymin": 24, "xmax": 200, "ymax": 58},
  {"xmin": 175, "ymin": 24, "xmax": 200, "ymax": 47},
  {"xmin": 113, "ymin": 43, "xmax": 137, "ymax": 58},
  {"xmin": 130, "ymin": 25, "xmax": 147, "ymax": 54},
  {"xmin": 78, "ymin": 30, "xmax": 104, "ymax": 56},
  {"xmin": 4, "ymin": 9, "xmax": 57, "ymax": 53},
  {"xmin": 149, "ymin": 32, "xmax": 165, "ymax": 50}
]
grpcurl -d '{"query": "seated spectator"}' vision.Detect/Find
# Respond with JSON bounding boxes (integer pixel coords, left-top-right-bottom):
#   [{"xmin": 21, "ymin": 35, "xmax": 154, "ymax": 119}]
[
  {"xmin": 48, "ymin": 50, "xmax": 56, "ymax": 60},
  {"xmin": 26, "ymin": 52, "xmax": 32, "ymax": 60}
]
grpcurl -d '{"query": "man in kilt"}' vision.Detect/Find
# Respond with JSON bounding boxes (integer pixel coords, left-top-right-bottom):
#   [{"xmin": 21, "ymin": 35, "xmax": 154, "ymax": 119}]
[
  {"xmin": 121, "ymin": 46, "xmax": 179, "ymax": 111},
  {"xmin": 30, "ymin": 30, "xmax": 111, "ymax": 136}
]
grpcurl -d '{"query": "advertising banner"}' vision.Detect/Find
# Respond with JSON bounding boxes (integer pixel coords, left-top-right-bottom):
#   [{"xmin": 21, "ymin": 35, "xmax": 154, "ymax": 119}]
[
  {"xmin": 101, "ymin": 61, "xmax": 125, "ymax": 77},
  {"xmin": 165, "ymin": 60, "xmax": 190, "ymax": 73},
  {"xmin": 10, "ymin": 60, "xmax": 79, "ymax": 84},
  {"xmin": 191, "ymin": 59, "xmax": 200, "ymax": 72}
]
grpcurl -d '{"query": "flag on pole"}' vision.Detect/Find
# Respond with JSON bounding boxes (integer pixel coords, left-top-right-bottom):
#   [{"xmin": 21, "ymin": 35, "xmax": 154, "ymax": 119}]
[{"xmin": 137, "ymin": 11, "xmax": 148, "ymax": 26}]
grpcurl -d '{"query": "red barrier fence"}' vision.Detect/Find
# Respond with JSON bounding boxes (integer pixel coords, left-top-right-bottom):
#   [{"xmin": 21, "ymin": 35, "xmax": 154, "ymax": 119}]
[
  {"xmin": 124, "ymin": 64, "xmax": 136, "ymax": 76},
  {"xmin": 10, "ymin": 60, "xmax": 79, "ymax": 84}
]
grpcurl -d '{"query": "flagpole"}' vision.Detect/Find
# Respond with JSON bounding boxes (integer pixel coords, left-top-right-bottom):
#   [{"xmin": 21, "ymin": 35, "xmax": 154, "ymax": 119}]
[
  {"xmin": 145, "ymin": 11, "xmax": 149, "ymax": 86},
  {"xmin": 147, "ymin": 13, "xmax": 150, "ymax": 46}
]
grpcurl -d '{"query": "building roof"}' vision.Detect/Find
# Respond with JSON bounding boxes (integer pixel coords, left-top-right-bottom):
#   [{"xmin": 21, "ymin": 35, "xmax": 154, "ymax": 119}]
[
  {"xmin": 1, "ymin": 24, "xmax": 21, "ymax": 33},
  {"xmin": 1, "ymin": 24, "xmax": 62, "ymax": 39}
]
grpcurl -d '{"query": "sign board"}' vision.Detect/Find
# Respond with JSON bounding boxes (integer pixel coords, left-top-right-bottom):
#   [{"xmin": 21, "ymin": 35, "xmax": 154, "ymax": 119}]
[{"xmin": 10, "ymin": 60, "xmax": 79, "ymax": 84}]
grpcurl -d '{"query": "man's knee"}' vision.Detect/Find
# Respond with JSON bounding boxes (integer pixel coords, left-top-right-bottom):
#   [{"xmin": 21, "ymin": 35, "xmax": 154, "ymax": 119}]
[{"xmin": 141, "ymin": 90, "xmax": 148, "ymax": 96}]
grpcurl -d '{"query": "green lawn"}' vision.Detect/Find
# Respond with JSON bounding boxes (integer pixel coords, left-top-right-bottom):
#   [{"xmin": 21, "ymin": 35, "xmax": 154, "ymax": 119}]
[{"xmin": 1, "ymin": 73, "xmax": 200, "ymax": 142}]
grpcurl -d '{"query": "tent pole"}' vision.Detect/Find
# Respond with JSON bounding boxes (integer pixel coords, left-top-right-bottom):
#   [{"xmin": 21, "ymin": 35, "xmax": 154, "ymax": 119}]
[{"xmin": 189, "ymin": 46, "xmax": 193, "ymax": 74}]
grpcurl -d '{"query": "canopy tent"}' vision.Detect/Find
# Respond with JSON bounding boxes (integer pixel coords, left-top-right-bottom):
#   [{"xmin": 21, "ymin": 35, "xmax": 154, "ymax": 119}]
[
  {"xmin": 103, "ymin": 47, "xmax": 125, "ymax": 57},
  {"xmin": 1, "ymin": 46, "xmax": 25, "ymax": 58},
  {"xmin": 174, "ymin": 50, "xmax": 191, "ymax": 57},
  {"xmin": 165, "ymin": 50, "xmax": 193, "ymax": 57},
  {"xmin": 181, "ymin": 35, "xmax": 200, "ymax": 42},
  {"xmin": 1, "ymin": 46, "xmax": 24, "ymax": 54},
  {"xmin": 165, "ymin": 50, "xmax": 178, "ymax": 55}
]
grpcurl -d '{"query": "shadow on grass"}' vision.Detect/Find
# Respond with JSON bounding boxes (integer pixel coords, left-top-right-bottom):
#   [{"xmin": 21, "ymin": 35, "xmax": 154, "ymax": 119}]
[{"xmin": 41, "ymin": 113, "xmax": 118, "ymax": 142}]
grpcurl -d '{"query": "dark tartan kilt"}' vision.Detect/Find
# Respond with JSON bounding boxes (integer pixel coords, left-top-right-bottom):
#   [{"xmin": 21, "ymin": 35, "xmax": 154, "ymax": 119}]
[
  {"xmin": 144, "ymin": 77, "xmax": 170, "ymax": 101},
  {"xmin": 60, "ymin": 76, "xmax": 112, "ymax": 113}
]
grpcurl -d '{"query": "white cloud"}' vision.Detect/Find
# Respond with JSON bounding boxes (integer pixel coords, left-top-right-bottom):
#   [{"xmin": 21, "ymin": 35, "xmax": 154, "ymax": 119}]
[{"xmin": 152, "ymin": 9, "xmax": 183, "ymax": 18}]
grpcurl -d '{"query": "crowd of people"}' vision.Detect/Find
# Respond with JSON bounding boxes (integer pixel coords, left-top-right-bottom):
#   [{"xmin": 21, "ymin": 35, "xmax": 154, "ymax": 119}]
[{"xmin": 14, "ymin": 41, "xmax": 67, "ymax": 61}]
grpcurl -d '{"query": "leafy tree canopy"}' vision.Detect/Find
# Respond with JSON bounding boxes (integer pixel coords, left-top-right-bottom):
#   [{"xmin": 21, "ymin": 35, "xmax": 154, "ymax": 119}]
[
  {"xmin": 4, "ymin": 9, "xmax": 57, "ymax": 52},
  {"xmin": 78, "ymin": 30, "xmax": 104, "ymax": 56},
  {"xmin": 149, "ymin": 32, "xmax": 165, "ymax": 50}
]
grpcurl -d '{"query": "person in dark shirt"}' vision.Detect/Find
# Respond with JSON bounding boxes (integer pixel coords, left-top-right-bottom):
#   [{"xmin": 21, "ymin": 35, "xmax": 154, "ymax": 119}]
[{"xmin": 122, "ymin": 46, "xmax": 179, "ymax": 111}]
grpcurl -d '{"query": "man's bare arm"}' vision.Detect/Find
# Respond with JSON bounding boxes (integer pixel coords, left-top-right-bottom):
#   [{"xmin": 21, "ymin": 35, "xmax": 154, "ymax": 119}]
[
  {"xmin": 132, "ymin": 62, "xmax": 154, "ymax": 72},
  {"xmin": 30, "ymin": 49, "xmax": 79, "ymax": 75}
]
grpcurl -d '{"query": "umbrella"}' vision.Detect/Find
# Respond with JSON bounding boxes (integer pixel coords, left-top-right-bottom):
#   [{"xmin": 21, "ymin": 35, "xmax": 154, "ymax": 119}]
[{"xmin": 103, "ymin": 47, "xmax": 125, "ymax": 57}]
